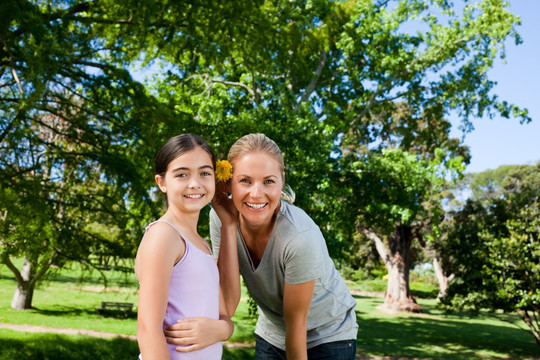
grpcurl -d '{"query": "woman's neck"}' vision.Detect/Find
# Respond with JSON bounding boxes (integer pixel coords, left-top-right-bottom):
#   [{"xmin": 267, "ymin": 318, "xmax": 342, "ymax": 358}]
[{"xmin": 239, "ymin": 202, "xmax": 280, "ymax": 241}]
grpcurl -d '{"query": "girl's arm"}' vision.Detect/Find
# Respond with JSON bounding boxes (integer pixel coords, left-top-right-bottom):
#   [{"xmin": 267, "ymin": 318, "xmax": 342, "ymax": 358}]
[
  {"xmin": 283, "ymin": 280, "xmax": 315, "ymax": 360},
  {"xmin": 136, "ymin": 225, "xmax": 183, "ymax": 360}
]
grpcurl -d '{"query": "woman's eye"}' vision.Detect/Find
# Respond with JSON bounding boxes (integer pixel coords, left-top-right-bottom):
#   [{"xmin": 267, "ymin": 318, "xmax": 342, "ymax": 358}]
[
  {"xmin": 176, "ymin": 173, "xmax": 187, "ymax": 178},
  {"xmin": 264, "ymin": 179, "xmax": 275, "ymax": 185},
  {"xmin": 201, "ymin": 171, "xmax": 212, "ymax": 176},
  {"xmin": 239, "ymin": 178, "xmax": 250, "ymax": 184}
]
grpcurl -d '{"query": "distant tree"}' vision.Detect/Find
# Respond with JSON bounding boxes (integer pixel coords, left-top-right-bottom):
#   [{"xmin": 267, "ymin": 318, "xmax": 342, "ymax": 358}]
[
  {"xmin": 440, "ymin": 163, "xmax": 540, "ymax": 348},
  {"xmin": 345, "ymin": 146, "xmax": 464, "ymax": 312}
]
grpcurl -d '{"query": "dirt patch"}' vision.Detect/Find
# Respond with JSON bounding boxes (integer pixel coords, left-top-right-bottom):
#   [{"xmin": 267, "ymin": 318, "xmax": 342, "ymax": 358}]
[
  {"xmin": 0, "ymin": 322, "xmax": 252, "ymax": 350},
  {"xmin": 350, "ymin": 289, "xmax": 385, "ymax": 297},
  {"xmin": 0, "ymin": 322, "xmax": 136, "ymax": 340}
]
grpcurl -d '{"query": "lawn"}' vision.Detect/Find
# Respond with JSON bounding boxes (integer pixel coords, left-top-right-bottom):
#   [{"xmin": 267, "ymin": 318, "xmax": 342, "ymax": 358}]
[{"xmin": 0, "ymin": 261, "xmax": 538, "ymax": 359}]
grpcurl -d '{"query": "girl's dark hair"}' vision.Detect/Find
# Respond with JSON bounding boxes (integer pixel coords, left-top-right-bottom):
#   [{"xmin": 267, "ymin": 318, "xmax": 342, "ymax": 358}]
[{"xmin": 155, "ymin": 133, "xmax": 215, "ymax": 178}]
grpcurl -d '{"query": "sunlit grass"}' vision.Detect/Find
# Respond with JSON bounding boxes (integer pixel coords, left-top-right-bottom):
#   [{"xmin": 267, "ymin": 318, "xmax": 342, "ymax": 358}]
[{"xmin": 1, "ymin": 261, "xmax": 539, "ymax": 359}]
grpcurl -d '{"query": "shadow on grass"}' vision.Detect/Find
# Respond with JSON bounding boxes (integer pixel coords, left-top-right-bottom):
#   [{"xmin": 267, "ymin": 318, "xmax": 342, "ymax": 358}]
[
  {"xmin": 28, "ymin": 306, "xmax": 138, "ymax": 321},
  {"xmin": 223, "ymin": 346, "xmax": 256, "ymax": 360},
  {"xmin": 354, "ymin": 303, "xmax": 540, "ymax": 359},
  {"xmin": 0, "ymin": 332, "xmax": 139, "ymax": 360},
  {"xmin": 0, "ymin": 330, "xmax": 255, "ymax": 360},
  {"xmin": 40, "ymin": 271, "xmax": 138, "ymax": 288}
]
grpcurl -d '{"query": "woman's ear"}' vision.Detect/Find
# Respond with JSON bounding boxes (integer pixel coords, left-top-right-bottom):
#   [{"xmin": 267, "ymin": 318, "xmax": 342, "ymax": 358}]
[{"xmin": 155, "ymin": 175, "xmax": 166, "ymax": 193}]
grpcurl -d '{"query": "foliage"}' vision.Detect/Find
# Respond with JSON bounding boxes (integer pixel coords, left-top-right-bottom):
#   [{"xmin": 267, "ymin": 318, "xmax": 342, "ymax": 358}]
[
  {"xmin": 1, "ymin": 0, "xmax": 529, "ymax": 311},
  {"xmin": 440, "ymin": 163, "xmax": 540, "ymax": 347}
]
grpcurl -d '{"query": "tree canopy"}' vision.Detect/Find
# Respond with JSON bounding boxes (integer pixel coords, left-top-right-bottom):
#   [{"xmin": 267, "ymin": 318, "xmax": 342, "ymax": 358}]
[{"xmin": 0, "ymin": 0, "xmax": 530, "ymax": 311}]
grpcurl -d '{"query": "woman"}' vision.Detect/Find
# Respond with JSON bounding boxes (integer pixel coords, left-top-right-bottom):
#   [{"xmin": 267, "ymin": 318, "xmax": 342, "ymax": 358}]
[{"xmin": 167, "ymin": 133, "xmax": 357, "ymax": 359}]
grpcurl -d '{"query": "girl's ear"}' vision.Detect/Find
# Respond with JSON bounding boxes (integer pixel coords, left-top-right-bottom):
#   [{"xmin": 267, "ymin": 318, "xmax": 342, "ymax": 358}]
[{"xmin": 155, "ymin": 175, "xmax": 166, "ymax": 193}]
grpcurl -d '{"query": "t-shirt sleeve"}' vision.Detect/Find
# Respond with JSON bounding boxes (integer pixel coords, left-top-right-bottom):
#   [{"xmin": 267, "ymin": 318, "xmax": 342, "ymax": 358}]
[
  {"xmin": 283, "ymin": 227, "xmax": 325, "ymax": 285},
  {"xmin": 209, "ymin": 208, "xmax": 222, "ymax": 260}
]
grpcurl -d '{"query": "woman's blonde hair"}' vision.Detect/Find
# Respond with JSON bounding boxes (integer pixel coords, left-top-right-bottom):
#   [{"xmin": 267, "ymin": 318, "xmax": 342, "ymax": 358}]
[{"xmin": 228, "ymin": 133, "xmax": 295, "ymax": 204}]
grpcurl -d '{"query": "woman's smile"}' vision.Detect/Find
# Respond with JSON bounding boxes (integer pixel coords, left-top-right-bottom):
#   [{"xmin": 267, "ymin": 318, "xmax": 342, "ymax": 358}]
[
  {"xmin": 245, "ymin": 202, "xmax": 268, "ymax": 210},
  {"xmin": 230, "ymin": 152, "xmax": 284, "ymax": 225}
]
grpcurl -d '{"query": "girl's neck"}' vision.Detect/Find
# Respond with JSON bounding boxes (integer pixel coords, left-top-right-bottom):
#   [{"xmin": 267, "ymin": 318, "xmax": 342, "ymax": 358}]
[{"xmin": 163, "ymin": 208, "xmax": 200, "ymax": 235}]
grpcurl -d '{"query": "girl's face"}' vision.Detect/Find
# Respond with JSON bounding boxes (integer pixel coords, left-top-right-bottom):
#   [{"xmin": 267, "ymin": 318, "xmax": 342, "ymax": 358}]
[
  {"xmin": 230, "ymin": 152, "xmax": 284, "ymax": 227},
  {"xmin": 156, "ymin": 147, "xmax": 215, "ymax": 214}
]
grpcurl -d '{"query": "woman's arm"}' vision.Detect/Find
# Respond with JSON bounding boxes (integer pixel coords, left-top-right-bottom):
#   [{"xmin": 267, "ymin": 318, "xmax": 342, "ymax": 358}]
[
  {"xmin": 216, "ymin": 222, "xmax": 241, "ymax": 314},
  {"xmin": 136, "ymin": 225, "xmax": 183, "ymax": 360},
  {"xmin": 212, "ymin": 181, "xmax": 241, "ymax": 314},
  {"xmin": 165, "ymin": 284, "xmax": 234, "ymax": 351},
  {"xmin": 283, "ymin": 280, "xmax": 315, "ymax": 360}
]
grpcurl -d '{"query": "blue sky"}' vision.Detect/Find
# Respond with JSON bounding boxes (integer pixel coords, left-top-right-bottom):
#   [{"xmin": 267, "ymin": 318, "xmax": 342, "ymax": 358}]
[{"xmin": 451, "ymin": 1, "xmax": 540, "ymax": 174}]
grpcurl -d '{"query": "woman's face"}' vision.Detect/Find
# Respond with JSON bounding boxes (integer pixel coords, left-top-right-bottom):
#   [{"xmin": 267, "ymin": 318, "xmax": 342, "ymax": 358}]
[{"xmin": 230, "ymin": 152, "xmax": 284, "ymax": 227}]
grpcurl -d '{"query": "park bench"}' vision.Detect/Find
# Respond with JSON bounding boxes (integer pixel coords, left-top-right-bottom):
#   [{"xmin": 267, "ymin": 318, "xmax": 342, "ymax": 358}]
[{"xmin": 96, "ymin": 301, "xmax": 134, "ymax": 318}]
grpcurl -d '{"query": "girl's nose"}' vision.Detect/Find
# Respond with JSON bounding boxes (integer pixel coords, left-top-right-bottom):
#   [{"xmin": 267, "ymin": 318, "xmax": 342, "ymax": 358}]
[{"xmin": 188, "ymin": 177, "xmax": 201, "ymax": 188}]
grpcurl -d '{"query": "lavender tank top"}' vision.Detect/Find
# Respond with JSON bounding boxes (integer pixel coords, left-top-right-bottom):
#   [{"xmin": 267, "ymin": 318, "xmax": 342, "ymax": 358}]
[{"xmin": 147, "ymin": 220, "xmax": 222, "ymax": 359}]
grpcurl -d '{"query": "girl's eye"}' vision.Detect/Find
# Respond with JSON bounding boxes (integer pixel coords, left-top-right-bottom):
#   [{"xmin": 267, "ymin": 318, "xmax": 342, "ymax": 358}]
[
  {"xmin": 176, "ymin": 173, "xmax": 187, "ymax": 178},
  {"xmin": 201, "ymin": 171, "xmax": 212, "ymax": 176},
  {"xmin": 239, "ymin": 178, "xmax": 250, "ymax": 184},
  {"xmin": 264, "ymin": 179, "xmax": 275, "ymax": 185}
]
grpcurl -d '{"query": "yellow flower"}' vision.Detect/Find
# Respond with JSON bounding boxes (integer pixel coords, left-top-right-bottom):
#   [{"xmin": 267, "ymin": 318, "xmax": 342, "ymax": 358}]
[{"xmin": 215, "ymin": 159, "xmax": 233, "ymax": 182}]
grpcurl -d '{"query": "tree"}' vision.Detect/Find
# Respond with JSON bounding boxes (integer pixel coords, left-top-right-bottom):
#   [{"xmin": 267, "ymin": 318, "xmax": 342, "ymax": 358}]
[
  {"xmin": 440, "ymin": 163, "xmax": 540, "ymax": 348},
  {"xmin": 1, "ymin": 0, "xmax": 529, "ymax": 313},
  {"xmin": 0, "ymin": 0, "xmax": 170, "ymax": 309},
  {"xmin": 126, "ymin": 0, "xmax": 527, "ymax": 274},
  {"xmin": 320, "ymin": 0, "xmax": 527, "ymax": 312},
  {"xmin": 346, "ymin": 146, "xmax": 463, "ymax": 312}
]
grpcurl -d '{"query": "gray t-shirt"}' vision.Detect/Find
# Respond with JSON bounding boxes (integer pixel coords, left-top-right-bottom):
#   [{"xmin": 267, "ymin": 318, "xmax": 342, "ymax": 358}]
[{"xmin": 210, "ymin": 200, "xmax": 358, "ymax": 350}]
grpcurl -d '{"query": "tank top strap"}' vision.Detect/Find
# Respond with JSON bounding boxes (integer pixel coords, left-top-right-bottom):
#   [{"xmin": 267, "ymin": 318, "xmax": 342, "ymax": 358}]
[
  {"xmin": 147, "ymin": 219, "xmax": 212, "ymax": 255},
  {"xmin": 149, "ymin": 219, "xmax": 189, "ymax": 240}
]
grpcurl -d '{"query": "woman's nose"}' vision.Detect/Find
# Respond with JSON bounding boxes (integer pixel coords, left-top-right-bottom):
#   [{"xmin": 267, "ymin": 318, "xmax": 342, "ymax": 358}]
[{"xmin": 250, "ymin": 182, "xmax": 263, "ymax": 197}]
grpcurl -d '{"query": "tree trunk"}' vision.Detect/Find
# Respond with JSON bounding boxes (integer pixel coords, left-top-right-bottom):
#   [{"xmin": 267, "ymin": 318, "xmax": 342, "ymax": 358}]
[
  {"xmin": 10, "ymin": 257, "xmax": 35, "ymax": 310},
  {"xmin": 360, "ymin": 225, "xmax": 422, "ymax": 313},
  {"xmin": 433, "ymin": 257, "xmax": 454, "ymax": 300},
  {"xmin": 4, "ymin": 255, "xmax": 52, "ymax": 310},
  {"xmin": 517, "ymin": 309, "xmax": 540, "ymax": 349}
]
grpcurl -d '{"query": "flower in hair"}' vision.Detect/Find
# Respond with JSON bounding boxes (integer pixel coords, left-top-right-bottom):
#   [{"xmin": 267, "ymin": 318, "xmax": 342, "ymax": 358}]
[{"xmin": 215, "ymin": 160, "xmax": 233, "ymax": 182}]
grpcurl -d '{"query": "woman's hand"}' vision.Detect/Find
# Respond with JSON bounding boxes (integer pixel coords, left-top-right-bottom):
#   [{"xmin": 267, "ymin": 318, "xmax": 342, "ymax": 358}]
[
  {"xmin": 164, "ymin": 316, "xmax": 232, "ymax": 352},
  {"xmin": 212, "ymin": 181, "xmax": 238, "ymax": 227}
]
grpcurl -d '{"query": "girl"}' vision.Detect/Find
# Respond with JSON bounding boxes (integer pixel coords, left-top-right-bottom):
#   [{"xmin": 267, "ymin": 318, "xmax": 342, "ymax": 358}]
[{"xmin": 135, "ymin": 133, "xmax": 233, "ymax": 360}]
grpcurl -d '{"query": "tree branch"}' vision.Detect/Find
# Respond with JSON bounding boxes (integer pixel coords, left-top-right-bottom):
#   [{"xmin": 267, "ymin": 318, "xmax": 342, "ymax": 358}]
[
  {"xmin": 3, "ymin": 40, "xmax": 24, "ymax": 95},
  {"xmin": 2, "ymin": 255, "xmax": 24, "ymax": 285},
  {"xmin": 211, "ymin": 78, "xmax": 255, "ymax": 99},
  {"xmin": 357, "ymin": 226, "xmax": 392, "ymax": 268},
  {"xmin": 294, "ymin": 50, "xmax": 328, "ymax": 112}
]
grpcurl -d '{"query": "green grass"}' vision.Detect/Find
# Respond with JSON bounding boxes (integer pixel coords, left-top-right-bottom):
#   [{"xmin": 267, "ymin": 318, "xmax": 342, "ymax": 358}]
[
  {"xmin": 0, "ymin": 328, "xmax": 139, "ymax": 360},
  {"xmin": 354, "ymin": 295, "xmax": 539, "ymax": 359},
  {"xmin": 0, "ymin": 261, "xmax": 139, "ymax": 335},
  {"xmin": 1, "ymin": 262, "xmax": 539, "ymax": 359}
]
